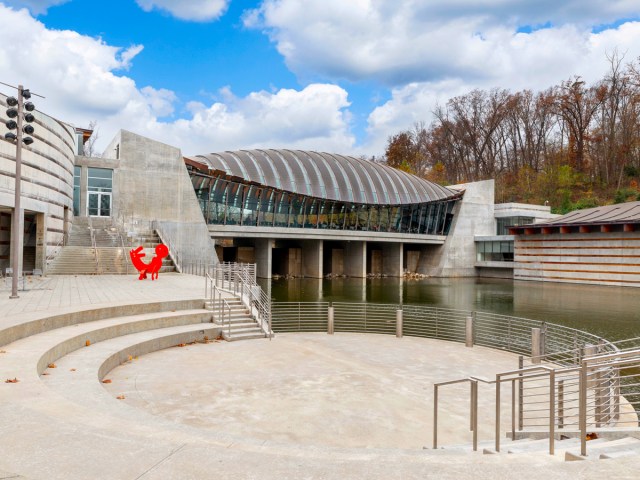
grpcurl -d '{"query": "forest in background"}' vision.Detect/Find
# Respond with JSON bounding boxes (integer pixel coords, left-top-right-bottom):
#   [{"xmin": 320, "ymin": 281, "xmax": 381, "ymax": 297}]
[{"xmin": 381, "ymin": 53, "xmax": 640, "ymax": 213}]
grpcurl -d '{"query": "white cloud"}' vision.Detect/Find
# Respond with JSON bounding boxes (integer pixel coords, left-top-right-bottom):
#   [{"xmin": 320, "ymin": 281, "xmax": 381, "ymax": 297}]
[
  {"xmin": 0, "ymin": 5, "xmax": 354, "ymax": 155},
  {"xmin": 135, "ymin": 0, "xmax": 229, "ymax": 22},
  {"xmin": 2, "ymin": 0, "xmax": 68, "ymax": 15},
  {"xmin": 245, "ymin": 0, "xmax": 640, "ymax": 86}
]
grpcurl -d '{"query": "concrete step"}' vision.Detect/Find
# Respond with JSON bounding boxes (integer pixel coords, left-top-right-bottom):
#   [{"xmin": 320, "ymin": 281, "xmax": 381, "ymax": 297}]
[{"xmin": 565, "ymin": 437, "xmax": 640, "ymax": 461}]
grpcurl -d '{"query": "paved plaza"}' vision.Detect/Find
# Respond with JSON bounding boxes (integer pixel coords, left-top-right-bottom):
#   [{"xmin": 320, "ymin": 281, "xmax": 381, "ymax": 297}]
[{"xmin": 1, "ymin": 274, "xmax": 640, "ymax": 479}]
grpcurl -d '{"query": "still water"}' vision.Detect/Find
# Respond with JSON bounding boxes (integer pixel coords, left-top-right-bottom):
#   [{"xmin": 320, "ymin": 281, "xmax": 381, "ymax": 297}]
[{"xmin": 266, "ymin": 277, "xmax": 640, "ymax": 342}]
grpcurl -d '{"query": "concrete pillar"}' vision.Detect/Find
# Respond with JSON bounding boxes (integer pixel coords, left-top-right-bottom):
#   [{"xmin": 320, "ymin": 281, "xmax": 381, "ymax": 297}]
[
  {"xmin": 328, "ymin": 305, "xmax": 334, "ymax": 334},
  {"xmin": 396, "ymin": 309, "xmax": 403, "ymax": 338},
  {"xmin": 532, "ymin": 327, "xmax": 544, "ymax": 364},
  {"xmin": 80, "ymin": 166, "xmax": 88, "ymax": 216},
  {"xmin": 302, "ymin": 240, "xmax": 323, "ymax": 278},
  {"xmin": 34, "ymin": 213, "xmax": 46, "ymax": 273},
  {"xmin": 345, "ymin": 241, "xmax": 366, "ymax": 278},
  {"xmin": 406, "ymin": 250, "xmax": 420, "ymax": 273},
  {"xmin": 286, "ymin": 248, "xmax": 302, "ymax": 276},
  {"xmin": 331, "ymin": 248, "xmax": 344, "ymax": 275},
  {"xmin": 255, "ymin": 238, "xmax": 272, "ymax": 279},
  {"xmin": 466, "ymin": 314, "xmax": 474, "ymax": 347},
  {"xmin": 383, "ymin": 242, "xmax": 403, "ymax": 277},
  {"xmin": 370, "ymin": 250, "xmax": 382, "ymax": 274},
  {"xmin": 8, "ymin": 208, "xmax": 24, "ymax": 275}
]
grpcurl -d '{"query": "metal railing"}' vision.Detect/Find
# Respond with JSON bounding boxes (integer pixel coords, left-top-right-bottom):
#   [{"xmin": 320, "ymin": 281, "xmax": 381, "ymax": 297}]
[
  {"xmin": 270, "ymin": 301, "xmax": 640, "ymax": 457},
  {"xmin": 205, "ymin": 273, "xmax": 232, "ymax": 338},
  {"xmin": 87, "ymin": 216, "xmax": 99, "ymax": 274},
  {"xmin": 151, "ymin": 220, "xmax": 181, "ymax": 273},
  {"xmin": 44, "ymin": 233, "xmax": 65, "ymax": 274},
  {"xmin": 199, "ymin": 262, "xmax": 271, "ymax": 338}
]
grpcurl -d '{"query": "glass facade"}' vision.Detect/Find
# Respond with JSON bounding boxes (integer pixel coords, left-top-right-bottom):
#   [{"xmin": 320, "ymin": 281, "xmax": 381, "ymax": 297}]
[
  {"xmin": 87, "ymin": 167, "xmax": 113, "ymax": 217},
  {"xmin": 476, "ymin": 240, "xmax": 514, "ymax": 262},
  {"xmin": 190, "ymin": 171, "xmax": 458, "ymax": 235},
  {"xmin": 496, "ymin": 216, "xmax": 534, "ymax": 235}
]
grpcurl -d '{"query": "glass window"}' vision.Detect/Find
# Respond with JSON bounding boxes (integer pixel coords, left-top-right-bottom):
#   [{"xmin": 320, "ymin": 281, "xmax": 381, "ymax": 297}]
[
  {"xmin": 87, "ymin": 167, "xmax": 112, "ymax": 192},
  {"xmin": 73, "ymin": 166, "xmax": 81, "ymax": 216}
]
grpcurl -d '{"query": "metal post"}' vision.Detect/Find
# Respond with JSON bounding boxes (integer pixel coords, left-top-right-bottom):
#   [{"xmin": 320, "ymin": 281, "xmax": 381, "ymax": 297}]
[
  {"xmin": 549, "ymin": 369, "xmax": 555, "ymax": 455},
  {"xmin": 396, "ymin": 308, "xmax": 403, "ymax": 338},
  {"xmin": 518, "ymin": 356, "xmax": 524, "ymax": 431},
  {"xmin": 433, "ymin": 384, "xmax": 438, "ymax": 449},
  {"xmin": 471, "ymin": 380, "xmax": 478, "ymax": 451},
  {"xmin": 10, "ymin": 85, "xmax": 24, "ymax": 299},
  {"xmin": 579, "ymin": 361, "xmax": 587, "ymax": 457},
  {"xmin": 558, "ymin": 379, "xmax": 564, "ymax": 430},
  {"xmin": 495, "ymin": 374, "xmax": 501, "ymax": 452},
  {"xmin": 511, "ymin": 379, "xmax": 516, "ymax": 441},
  {"xmin": 465, "ymin": 315, "xmax": 473, "ymax": 347},
  {"xmin": 532, "ymin": 327, "xmax": 542, "ymax": 364},
  {"xmin": 327, "ymin": 305, "xmax": 334, "ymax": 335}
]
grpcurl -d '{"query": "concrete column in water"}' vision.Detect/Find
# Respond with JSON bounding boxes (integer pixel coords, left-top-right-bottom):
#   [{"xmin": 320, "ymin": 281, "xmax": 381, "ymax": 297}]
[
  {"xmin": 383, "ymin": 242, "xmax": 404, "ymax": 277},
  {"xmin": 345, "ymin": 241, "xmax": 366, "ymax": 278},
  {"xmin": 255, "ymin": 238, "xmax": 273, "ymax": 279},
  {"xmin": 302, "ymin": 239, "xmax": 323, "ymax": 278}
]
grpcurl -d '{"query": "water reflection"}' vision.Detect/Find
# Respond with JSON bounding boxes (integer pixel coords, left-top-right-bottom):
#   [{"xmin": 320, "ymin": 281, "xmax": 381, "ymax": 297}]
[{"xmin": 266, "ymin": 277, "xmax": 640, "ymax": 342}]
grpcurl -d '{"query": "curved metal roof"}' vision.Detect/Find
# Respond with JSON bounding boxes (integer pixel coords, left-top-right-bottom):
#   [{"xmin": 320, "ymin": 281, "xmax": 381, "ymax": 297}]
[{"xmin": 191, "ymin": 149, "xmax": 457, "ymax": 204}]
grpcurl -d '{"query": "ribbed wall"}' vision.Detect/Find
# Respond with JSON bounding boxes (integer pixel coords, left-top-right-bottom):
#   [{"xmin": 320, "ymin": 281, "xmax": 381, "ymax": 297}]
[
  {"xmin": 514, "ymin": 232, "xmax": 640, "ymax": 287},
  {"xmin": 0, "ymin": 92, "xmax": 76, "ymax": 269}
]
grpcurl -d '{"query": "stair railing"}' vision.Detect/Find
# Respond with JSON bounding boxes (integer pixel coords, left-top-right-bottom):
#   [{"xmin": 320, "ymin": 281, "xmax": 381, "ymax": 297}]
[
  {"xmin": 151, "ymin": 220, "xmax": 181, "ymax": 273},
  {"xmin": 206, "ymin": 273, "xmax": 232, "ymax": 338},
  {"xmin": 44, "ymin": 233, "xmax": 65, "ymax": 275},
  {"xmin": 87, "ymin": 216, "xmax": 100, "ymax": 274},
  {"xmin": 433, "ymin": 376, "xmax": 494, "ymax": 451}
]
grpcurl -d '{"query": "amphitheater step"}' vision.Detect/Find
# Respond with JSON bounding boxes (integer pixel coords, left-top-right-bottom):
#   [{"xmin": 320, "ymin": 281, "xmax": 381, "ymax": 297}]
[{"xmin": 565, "ymin": 437, "xmax": 640, "ymax": 461}]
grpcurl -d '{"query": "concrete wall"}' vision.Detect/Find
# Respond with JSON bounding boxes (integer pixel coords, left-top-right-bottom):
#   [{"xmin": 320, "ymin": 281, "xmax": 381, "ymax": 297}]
[
  {"xmin": 0, "ymin": 93, "xmax": 75, "ymax": 274},
  {"xmin": 514, "ymin": 231, "xmax": 640, "ymax": 287},
  {"xmin": 418, "ymin": 180, "xmax": 495, "ymax": 277},
  {"xmin": 100, "ymin": 130, "xmax": 218, "ymax": 268}
]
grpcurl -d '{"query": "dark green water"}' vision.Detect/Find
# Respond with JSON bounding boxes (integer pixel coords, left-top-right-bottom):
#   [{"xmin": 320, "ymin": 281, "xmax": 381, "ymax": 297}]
[{"xmin": 266, "ymin": 277, "xmax": 640, "ymax": 342}]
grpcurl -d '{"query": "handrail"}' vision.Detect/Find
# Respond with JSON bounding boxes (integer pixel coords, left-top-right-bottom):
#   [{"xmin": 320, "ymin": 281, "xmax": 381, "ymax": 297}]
[
  {"xmin": 152, "ymin": 220, "xmax": 182, "ymax": 273},
  {"xmin": 44, "ymin": 233, "xmax": 65, "ymax": 274},
  {"xmin": 206, "ymin": 273, "xmax": 232, "ymax": 338},
  {"xmin": 87, "ymin": 216, "xmax": 99, "ymax": 274},
  {"xmin": 433, "ymin": 376, "xmax": 494, "ymax": 451}
]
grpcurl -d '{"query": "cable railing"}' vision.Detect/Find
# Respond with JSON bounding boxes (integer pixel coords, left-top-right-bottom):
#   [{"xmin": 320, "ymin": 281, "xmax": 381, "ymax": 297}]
[
  {"xmin": 151, "ymin": 220, "xmax": 181, "ymax": 273},
  {"xmin": 271, "ymin": 300, "xmax": 640, "ymax": 457},
  {"xmin": 205, "ymin": 273, "xmax": 232, "ymax": 338},
  {"xmin": 87, "ymin": 216, "xmax": 99, "ymax": 274},
  {"xmin": 198, "ymin": 262, "xmax": 271, "ymax": 338}
]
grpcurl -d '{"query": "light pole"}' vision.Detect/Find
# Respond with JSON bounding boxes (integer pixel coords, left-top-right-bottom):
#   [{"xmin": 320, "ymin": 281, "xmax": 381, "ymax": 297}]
[{"xmin": 2, "ymin": 82, "xmax": 37, "ymax": 299}]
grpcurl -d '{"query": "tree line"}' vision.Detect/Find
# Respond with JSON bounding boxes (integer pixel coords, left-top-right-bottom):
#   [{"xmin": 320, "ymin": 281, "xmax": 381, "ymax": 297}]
[{"xmin": 383, "ymin": 53, "xmax": 640, "ymax": 212}]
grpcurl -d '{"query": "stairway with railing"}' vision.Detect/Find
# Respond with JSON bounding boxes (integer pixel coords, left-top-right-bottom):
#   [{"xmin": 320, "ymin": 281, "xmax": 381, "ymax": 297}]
[{"xmin": 270, "ymin": 301, "xmax": 640, "ymax": 460}]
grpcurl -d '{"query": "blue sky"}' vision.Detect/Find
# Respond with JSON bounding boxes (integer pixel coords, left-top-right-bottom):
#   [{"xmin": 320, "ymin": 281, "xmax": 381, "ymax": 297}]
[{"xmin": 1, "ymin": 1, "xmax": 639, "ymax": 156}]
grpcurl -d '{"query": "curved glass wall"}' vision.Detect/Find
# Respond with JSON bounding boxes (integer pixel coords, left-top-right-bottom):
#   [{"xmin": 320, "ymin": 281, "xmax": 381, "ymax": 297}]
[{"xmin": 190, "ymin": 170, "xmax": 459, "ymax": 236}]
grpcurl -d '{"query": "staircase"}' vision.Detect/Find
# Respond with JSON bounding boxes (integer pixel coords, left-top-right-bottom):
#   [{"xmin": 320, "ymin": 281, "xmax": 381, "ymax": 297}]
[
  {"xmin": 130, "ymin": 230, "xmax": 176, "ymax": 273},
  {"xmin": 206, "ymin": 296, "xmax": 266, "ymax": 341},
  {"xmin": 47, "ymin": 220, "xmax": 98, "ymax": 275},
  {"xmin": 47, "ymin": 220, "xmax": 177, "ymax": 276},
  {"xmin": 435, "ymin": 434, "xmax": 640, "ymax": 462}
]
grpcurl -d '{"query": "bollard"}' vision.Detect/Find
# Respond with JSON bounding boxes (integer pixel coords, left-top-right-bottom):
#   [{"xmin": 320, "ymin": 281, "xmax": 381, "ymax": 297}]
[
  {"xmin": 396, "ymin": 309, "xmax": 403, "ymax": 338},
  {"xmin": 531, "ymin": 327, "xmax": 542, "ymax": 363},
  {"xmin": 327, "ymin": 305, "xmax": 334, "ymax": 335},
  {"xmin": 465, "ymin": 315, "xmax": 474, "ymax": 347}
]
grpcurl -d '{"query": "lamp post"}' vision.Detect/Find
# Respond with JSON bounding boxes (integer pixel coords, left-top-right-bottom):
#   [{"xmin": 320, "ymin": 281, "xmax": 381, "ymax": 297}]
[{"xmin": 2, "ymin": 82, "xmax": 37, "ymax": 299}]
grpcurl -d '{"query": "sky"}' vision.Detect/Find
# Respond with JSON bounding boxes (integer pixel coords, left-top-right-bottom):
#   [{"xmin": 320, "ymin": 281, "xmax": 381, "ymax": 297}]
[{"xmin": 0, "ymin": 0, "xmax": 639, "ymax": 157}]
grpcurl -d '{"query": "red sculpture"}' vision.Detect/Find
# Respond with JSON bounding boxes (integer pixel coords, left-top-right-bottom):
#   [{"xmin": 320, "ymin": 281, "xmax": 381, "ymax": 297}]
[{"xmin": 129, "ymin": 244, "xmax": 169, "ymax": 280}]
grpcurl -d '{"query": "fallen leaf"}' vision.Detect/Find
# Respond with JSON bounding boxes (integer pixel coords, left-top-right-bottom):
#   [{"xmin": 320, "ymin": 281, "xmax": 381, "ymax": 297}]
[
  {"xmin": 102, "ymin": 379, "xmax": 112, "ymax": 384},
  {"xmin": 85, "ymin": 340, "xmax": 91, "ymax": 347},
  {"xmin": 70, "ymin": 368, "xmax": 76, "ymax": 372},
  {"xmin": 0, "ymin": 350, "xmax": 6, "ymax": 354},
  {"xmin": 48, "ymin": 363, "xmax": 56, "ymax": 369},
  {"xmin": 4, "ymin": 378, "xmax": 19, "ymax": 383},
  {"xmin": 41, "ymin": 372, "xmax": 50, "ymax": 376},
  {"xmin": 177, "ymin": 343, "xmax": 186, "ymax": 347},
  {"xmin": 116, "ymin": 395, "xmax": 125, "ymax": 400},
  {"xmin": 127, "ymin": 355, "xmax": 133, "ymax": 362}
]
